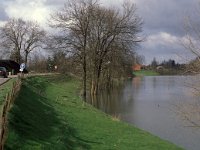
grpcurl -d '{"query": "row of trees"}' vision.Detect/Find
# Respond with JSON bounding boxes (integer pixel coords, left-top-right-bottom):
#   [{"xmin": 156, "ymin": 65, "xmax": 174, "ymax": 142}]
[
  {"xmin": 49, "ymin": 0, "xmax": 142, "ymax": 97},
  {"xmin": 27, "ymin": 51, "xmax": 70, "ymax": 73},
  {"xmin": 0, "ymin": 0, "xmax": 143, "ymax": 99},
  {"xmin": 149, "ymin": 58, "xmax": 186, "ymax": 75},
  {"xmin": 150, "ymin": 58, "xmax": 181, "ymax": 69}
]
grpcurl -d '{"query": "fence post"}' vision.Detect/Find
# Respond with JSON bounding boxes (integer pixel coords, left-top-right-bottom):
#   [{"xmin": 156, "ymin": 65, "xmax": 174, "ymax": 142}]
[{"xmin": 0, "ymin": 79, "xmax": 21, "ymax": 150}]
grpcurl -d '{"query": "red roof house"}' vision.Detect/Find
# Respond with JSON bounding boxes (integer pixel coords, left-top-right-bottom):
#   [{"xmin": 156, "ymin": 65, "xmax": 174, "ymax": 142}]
[{"xmin": 132, "ymin": 64, "xmax": 142, "ymax": 71}]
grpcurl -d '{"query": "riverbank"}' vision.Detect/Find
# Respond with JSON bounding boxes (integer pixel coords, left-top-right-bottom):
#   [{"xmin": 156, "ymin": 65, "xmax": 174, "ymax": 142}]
[
  {"xmin": 5, "ymin": 75, "xmax": 182, "ymax": 149},
  {"xmin": 133, "ymin": 70, "xmax": 160, "ymax": 76}
]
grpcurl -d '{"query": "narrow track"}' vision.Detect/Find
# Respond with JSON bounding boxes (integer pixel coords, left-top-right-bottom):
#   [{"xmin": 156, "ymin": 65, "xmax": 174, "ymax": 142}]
[{"xmin": 0, "ymin": 78, "xmax": 10, "ymax": 86}]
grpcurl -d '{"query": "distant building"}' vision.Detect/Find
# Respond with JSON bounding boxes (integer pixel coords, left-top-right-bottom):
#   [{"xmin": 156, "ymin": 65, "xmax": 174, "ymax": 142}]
[
  {"xmin": 133, "ymin": 64, "xmax": 142, "ymax": 71},
  {"xmin": 156, "ymin": 66, "xmax": 165, "ymax": 70},
  {"xmin": 0, "ymin": 60, "xmax": 28, "ymax": 74}
]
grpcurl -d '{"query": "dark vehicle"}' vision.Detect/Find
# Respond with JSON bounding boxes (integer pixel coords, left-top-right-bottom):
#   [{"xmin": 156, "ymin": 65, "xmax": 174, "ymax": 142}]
[{"xmin": 0, "ymin": 67, "xmax": 8, "ymax": 78}]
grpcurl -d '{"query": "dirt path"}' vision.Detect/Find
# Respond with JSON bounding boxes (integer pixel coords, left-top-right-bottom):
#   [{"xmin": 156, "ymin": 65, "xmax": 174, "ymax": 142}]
[{"xmin": 0, "ymin": 78, "xmax": 10, "ymax": 86}]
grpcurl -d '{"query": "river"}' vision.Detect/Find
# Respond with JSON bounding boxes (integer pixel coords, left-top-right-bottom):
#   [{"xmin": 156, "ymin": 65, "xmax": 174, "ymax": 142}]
[{"xmin": 87, "ymin": 76, "xmax": 200, "ymax": 150}]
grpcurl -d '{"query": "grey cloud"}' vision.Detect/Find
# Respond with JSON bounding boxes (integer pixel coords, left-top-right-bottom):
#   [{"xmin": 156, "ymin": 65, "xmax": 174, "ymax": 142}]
[
  {"xmin": 0, "ymin": 0, "xmax": 198, "ymax": 64},
  {"xmin": 138, "ymin": 44, "xmax": 194, "ymax": 64},
  {"xmin": 0, "ymin": 1, "xmax": 8, "ymax": 21},
  {"xmin": 44, "ymin": 0, "xmax": 66, "ymax": 6},
  {"xmin": 136, "ymin": 0, "xmax": 199, "ymax": 36},
  {"xmin": 133, "ymin": 0, "xmax": 200, "ymax": 64}
]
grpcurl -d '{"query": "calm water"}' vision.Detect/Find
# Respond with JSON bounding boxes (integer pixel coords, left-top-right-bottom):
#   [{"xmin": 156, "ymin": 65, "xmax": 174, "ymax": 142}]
[{"xmin": 87, "ymin": 76, "xmax": 200, "ymax": 150}]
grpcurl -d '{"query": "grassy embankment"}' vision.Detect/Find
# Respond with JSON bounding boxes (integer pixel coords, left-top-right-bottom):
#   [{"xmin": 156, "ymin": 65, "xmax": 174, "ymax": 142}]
[
  {"xmin": 0, "ymin": 78, "xmax": 16, "ymax": 107},
  {"xmin": 133, "ymin": 70, "xmax": 160, "ymax": 76},
  {"xmin": 5, "ymin": 75, "xmax": 182, "ymax": 150}
]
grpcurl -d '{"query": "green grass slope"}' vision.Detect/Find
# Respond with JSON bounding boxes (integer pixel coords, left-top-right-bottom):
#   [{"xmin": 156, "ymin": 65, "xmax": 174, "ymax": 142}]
[
  {"xmin": 133, "ymin": 70, "xmax": 160, "ymax": 76},
  {"xmin": 0, "ymin": 78, "xmax": 16, "ymax": 107},
  {"xmin": 5, "ymin": 75, "xmax": 182, "ymax": 150}
]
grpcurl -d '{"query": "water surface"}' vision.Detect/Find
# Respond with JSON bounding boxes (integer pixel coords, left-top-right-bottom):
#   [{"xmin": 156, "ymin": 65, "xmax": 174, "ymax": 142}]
[{"xmin": 87, "ymin": 76, "xmax": 200, "ymax": 150}]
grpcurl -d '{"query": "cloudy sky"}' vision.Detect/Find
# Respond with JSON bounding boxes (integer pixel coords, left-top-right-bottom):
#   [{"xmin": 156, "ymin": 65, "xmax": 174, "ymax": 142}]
[{"xmin": 0, "ymin": 0, "xmax": 199, "ymax": 64}]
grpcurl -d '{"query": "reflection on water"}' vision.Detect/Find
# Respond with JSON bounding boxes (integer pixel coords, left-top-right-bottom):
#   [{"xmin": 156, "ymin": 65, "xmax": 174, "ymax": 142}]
[
  {"xmin": 87, "ymin": 85, "xmax": 125, "ymax": 115},
  {"xmin": 87, "ymin": 76, "xmax": 200, "ymax": 150}
]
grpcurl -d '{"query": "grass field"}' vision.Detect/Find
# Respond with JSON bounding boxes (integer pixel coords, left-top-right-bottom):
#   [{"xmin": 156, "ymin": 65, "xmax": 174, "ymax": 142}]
[
  {"xmin": 0, "ymin": 78, "xmax": 16, "ymax": 106},
  {"xmin": 133, "ymin": 70, "xmax": 160, "ymax": 76},
  {"xmin": 5, "ymin": 75, "xmax": 182, "ymax": 150}
]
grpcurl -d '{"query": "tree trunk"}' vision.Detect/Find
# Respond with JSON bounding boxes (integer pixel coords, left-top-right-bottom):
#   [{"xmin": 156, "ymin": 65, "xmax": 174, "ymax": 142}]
[
  {"xmin": 90, "ymin": 75, "xmax": 99, "ymax": 95},
  {"xmin": 90, "ymin": 80, "xmax": 96, "ymax": 95},
  {"xmin": 83, "ymin": 55, "xmax": 87, "ymax": 100},
  {"xmin": 25, "ymin": 52, "xmax": 28, "ymax": 66},
  {"xmin": 12, "ymin": 48, "xmax": 21, "ymax": 64}
]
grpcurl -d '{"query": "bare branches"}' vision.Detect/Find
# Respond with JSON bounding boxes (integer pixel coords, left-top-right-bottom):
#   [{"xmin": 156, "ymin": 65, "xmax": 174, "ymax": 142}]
[
  {"xmin": 49, "ymin": 0, "xmax": 143, "ymax": 97},
  {"xmin": 177, "ymin": 8, "xmax": 200, "ymax": 127},
  {"xmin": 0, "ymin": 18, "xmax": 46, "ymax": 65}
]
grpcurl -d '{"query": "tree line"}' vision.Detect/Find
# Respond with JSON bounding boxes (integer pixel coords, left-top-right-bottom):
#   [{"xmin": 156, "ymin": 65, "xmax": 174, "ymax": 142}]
[
  {"xmin": 0, "ymin": 0, "xmax": 143, "ymax": 99},
  {"xmin": 148, "ymin": 58, "xmax": 185, "ymax": 75}
]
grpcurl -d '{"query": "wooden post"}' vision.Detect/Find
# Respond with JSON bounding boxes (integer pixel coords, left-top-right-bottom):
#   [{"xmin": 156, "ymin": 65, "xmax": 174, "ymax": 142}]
[{"xmin": 0, "ymin": 79, "xmax": 22, "ymax": 150}]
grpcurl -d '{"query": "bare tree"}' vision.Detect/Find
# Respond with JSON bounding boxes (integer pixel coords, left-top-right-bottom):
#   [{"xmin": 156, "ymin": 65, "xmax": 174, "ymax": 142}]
[
  {"xmin": 0, "ymin": 18, "xmax": 46, "ymax": 65},
  {"xmin": 50, "ymin": 0, "xmax": 97, "ymax": 98},
  {"xmin": 50, "ymin": 0, "xmax": 142, "ymax": 98},
  {"xmin": 86, "ymin": 2, "xmax": 142, "ymax": 95},
  {"xmin": 178, "ymin": 8, "xmax": 200, "ymax": 127},
  {"xmin": 28, "ymin": 51, "xmax": 48, "ymax": 73},
  {"xmin": 181, "ymin": 13, "xmax": 200, "ymax": 73}
]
